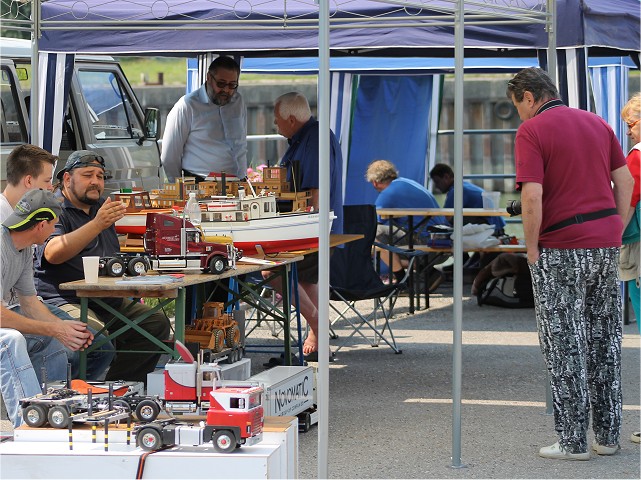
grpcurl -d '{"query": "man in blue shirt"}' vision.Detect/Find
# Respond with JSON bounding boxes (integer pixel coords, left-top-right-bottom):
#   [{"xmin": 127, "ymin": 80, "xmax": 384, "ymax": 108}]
[
  {"xmin": 366, "ymin": 160, "xmax": 446, "ymax": 284},
  {"xmin": 429, "ymin": 163, "xmax": 506, "ymax": 234},
  {"xmin": 267, "ymin": 92, "xmax": 343, "ymax": 358}
]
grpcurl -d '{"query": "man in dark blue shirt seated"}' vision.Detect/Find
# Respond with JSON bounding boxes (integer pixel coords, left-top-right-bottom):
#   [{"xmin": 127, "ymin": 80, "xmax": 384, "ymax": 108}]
[
  {"xmin": 429, "ymin": 163, "xmax": 506, "ymax": 235},
  {"xmin": 264, "ymin": 92, "xmax": 343, "ymax": 359},
  {"xmin": 34, "ymin": 150, "xmax": 171, "ymax": 383}
]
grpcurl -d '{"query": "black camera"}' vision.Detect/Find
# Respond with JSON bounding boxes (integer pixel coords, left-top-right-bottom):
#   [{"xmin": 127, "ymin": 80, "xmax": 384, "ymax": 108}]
[{"xmin": 506, "ymin": 200, "xmax": 522, "ymax": 216}]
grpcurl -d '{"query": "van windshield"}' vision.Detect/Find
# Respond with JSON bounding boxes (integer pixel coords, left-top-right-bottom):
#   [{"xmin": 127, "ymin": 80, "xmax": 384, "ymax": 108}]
[{"xmin": 77, "ymin": 69, "xmax": 144, "ymax": 140}]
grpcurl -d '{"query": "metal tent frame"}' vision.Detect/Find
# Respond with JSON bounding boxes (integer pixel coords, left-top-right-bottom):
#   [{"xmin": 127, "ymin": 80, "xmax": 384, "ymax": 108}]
[{"xmin": 2, "ymin": 1, "xmax": 558, "ymax": 476}]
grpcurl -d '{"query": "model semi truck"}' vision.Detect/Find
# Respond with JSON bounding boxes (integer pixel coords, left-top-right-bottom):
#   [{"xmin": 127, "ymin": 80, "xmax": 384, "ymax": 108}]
[
  {"xmin": 143, "ymin": 212, "xmax": 241, "ymax": 274},
  {"xmin": 134, "ymin": 384, "xmax": 264, "ymax": 453}
]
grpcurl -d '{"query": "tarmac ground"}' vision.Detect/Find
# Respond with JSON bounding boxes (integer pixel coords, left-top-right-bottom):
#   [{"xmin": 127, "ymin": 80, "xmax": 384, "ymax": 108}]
[{"xmin": 1, "ymin": 280, "xmax": 639, "ymax": 479}]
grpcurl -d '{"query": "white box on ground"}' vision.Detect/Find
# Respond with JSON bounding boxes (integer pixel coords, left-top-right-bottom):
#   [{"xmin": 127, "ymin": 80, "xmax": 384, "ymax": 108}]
[
  {"xmin": 250, "ymin": 366, "xmax": 315, "ymax": 418},
  {"xmin": 6, "ymin": 416, "xmax": 298, "ymax": 478},
  {"xmin": 0, "ymin": 441, "xmax": 285, "ymax": 479}
]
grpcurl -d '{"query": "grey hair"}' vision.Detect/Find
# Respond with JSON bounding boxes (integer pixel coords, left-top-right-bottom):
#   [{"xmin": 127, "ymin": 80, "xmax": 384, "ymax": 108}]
[{"xmin": 275, "ymin": 92, "xmax": 312, "ymax": 123}]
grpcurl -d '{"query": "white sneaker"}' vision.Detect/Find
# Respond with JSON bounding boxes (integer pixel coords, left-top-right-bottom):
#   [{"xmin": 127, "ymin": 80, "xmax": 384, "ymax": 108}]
[
  {"xmin": 630, "ymin": 432, "xmax": 640, "ymax": 444},
  {"xmin": 592, "ymin": 441, "xmax": 620, "ymax": 455},
  {"xmin": 539, "ymin": 442, "xmax": 590, "ymax": 461}
]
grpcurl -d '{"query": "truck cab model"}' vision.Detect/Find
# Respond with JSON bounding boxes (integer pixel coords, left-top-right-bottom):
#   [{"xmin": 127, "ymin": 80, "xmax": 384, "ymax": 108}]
[
  {"xmin": 143, "ymin": 212, "xmax": 242, "ymax": 273},
  {"xmin": 0, "ymin": 37, "xmax": 163, "ymax": 192},
  {"xmin": 134, "ymin": 384, "xmax": 264, "ymax": 453}
]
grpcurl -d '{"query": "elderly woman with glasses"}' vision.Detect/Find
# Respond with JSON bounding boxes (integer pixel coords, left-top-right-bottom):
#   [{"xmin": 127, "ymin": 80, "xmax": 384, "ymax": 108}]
[{"xmin": 619, "ymin": 94, "xmax": 641, "ymax": 329}]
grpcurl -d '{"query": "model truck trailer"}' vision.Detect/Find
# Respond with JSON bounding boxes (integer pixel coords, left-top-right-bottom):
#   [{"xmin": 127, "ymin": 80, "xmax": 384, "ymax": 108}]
[
  {"xmin": 250, "ymin": 366, "xmax": 318, "ymax": 432},
  {"xmin": 134, "ymin": 384, "xmax": 264, "ymax": 453},
  {"xmin": 143, "ymin": 213, "xmax": 242, "ymax": 274}
]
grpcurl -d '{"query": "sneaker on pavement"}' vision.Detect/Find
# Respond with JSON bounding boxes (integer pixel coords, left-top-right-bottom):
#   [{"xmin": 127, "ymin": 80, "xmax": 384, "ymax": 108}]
[
  {"xmin": 632, "ymin": 432, "xmax": 640, "ymax": 444},
  {"xmin": 592, "ymin": 441, "xmax": 620, "ymax": 455},
  {"xmin": 539, "ymin": 442, "xmax": 590, "ymax": 461}
]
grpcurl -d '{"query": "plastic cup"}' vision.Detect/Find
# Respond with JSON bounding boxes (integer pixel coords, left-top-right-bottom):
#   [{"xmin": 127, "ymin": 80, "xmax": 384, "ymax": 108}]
[
  {"xmin": 482, "ymin": 191, "xmax": 501, "ymax": 210},
  {"xmin": 82, "ymin": 256, "xmax": 100, "ymax": 284}
]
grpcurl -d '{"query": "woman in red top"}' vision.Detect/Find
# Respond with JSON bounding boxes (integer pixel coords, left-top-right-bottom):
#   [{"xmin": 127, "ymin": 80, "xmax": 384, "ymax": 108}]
[
  {"xmin": 620, "ymin": 93, "xmax": 641, "ymax": 446},
  {"xmin": 620, "ymin": 93, "xmax": 640, "ymax": 330}
]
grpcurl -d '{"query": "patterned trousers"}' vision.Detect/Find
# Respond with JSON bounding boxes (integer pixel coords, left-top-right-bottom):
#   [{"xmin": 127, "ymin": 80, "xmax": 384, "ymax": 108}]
[{"xmin": 529, "ymin": 247, "xmax": 622, "ymax": 453}]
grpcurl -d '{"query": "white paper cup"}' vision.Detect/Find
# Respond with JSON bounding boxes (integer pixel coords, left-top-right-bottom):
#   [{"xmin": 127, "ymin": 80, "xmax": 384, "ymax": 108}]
[
  {"xmin": 82, "ymin": 256, "xmax": 100, "ymax": 284},
  {"xmin": 482, "ymin": 191, "xmax": 501, "ymax": 210}
]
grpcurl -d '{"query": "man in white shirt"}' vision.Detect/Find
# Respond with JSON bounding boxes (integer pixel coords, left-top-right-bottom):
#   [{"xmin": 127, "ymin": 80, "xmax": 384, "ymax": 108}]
[{"xmin": 161, "ymin": 56, "xmax": 248, "ymax": 182}]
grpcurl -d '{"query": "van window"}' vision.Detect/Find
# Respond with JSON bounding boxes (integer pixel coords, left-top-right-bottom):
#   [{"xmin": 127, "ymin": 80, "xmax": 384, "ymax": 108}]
[
  {"xmin": 0, "ymin": 66, "xmax": 28, "ymax": 144},
  {"xmin": 77, "ymin": 69, "xmax": 144, "ymax": 140}
]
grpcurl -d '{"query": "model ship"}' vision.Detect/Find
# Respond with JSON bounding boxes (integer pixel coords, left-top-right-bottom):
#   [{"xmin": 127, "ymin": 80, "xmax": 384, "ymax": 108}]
[
  {"xmin": 114, "ymin": 190, "xmax": 174, "ymax": 235},
  {"xmin": 200, "ymin": 187, "xmax": 334, "ymax": 255}
]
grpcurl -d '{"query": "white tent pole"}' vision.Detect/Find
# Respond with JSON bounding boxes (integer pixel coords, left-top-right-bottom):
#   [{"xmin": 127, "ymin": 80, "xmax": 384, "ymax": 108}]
[
  {"xmin": 547, "ymin": 0, "xmax": 557, "ymax": 85},
  {"xmin": 451, "ymin": 0, "xmax": 465, "ymax": 468},
  {"xmin": 317, "ymin": 0, "xmax": 331, "ymax": 478},
  {"xmin": 30, "ymin": 0, "xmax": 41, "ymax": 145}
]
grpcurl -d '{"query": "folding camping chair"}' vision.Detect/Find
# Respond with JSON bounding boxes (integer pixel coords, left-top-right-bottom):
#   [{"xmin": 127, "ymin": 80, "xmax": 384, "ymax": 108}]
[{"xmin": 329, "ymin": 204, "xmax": 424, "ymax": 353}]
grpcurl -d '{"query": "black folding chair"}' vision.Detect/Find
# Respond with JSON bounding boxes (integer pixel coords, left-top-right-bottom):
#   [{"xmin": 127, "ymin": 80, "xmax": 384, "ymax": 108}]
[{"xmin": 329, "ymin": 205, "xmax": 423, "ymax": 353}]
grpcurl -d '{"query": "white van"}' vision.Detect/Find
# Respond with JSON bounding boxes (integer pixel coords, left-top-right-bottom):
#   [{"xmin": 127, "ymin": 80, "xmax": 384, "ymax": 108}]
[{"xmin": 0, "ymin": 37, "xmax": 164, "ymax": 192}]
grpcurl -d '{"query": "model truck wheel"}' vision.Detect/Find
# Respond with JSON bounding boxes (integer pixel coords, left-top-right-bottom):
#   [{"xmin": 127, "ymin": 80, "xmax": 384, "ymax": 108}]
[
  {"xmin": 137, "ymin": 427, "xmax": 163, "ymax": 451},
  {"xmin": 105, "ymin": 258, "xmax": 125, "ymax": 276},
  {"xmin": 127, "ymin": 258, "xmax": 148, "ymax": 276},
  {"xmin": 208, "ymin": 255, "xmax": 227, "ymax": 274},
  {"xmin": 47, "ymin": 406, "xmax": 70, "ymax": 428},
  {"xmin": 226, "ymin": 324, "xmax": 241, "ymax": 349},
  {"xmin": 22, "ymin": 404, "xmax": 48, "ymax": 428},
  {"xmin": 135, "ymin": 399, "xmax": 160, "ymax": 422},
  {"xmin": 112, "ymin": 399, "xmax": 131, "ymax": 413},
  {"xmin": 211, "ymin": 329, "xmax": 224, "ymax": 353},
  {"xmin": 299, "ymin": 411, "xmax": 312, "ymax": 433},
  {"xmin": 211, "ymin": 429, "xmax": 237, "ymax": 453}
]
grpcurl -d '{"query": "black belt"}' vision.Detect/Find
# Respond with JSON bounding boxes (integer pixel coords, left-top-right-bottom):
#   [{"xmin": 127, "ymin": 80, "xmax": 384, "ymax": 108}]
[
  {"xmin": 542, "ymin": 208, "xmax": 618, "ymax": 234},
  {"xmin": 182, "ymin": 169, "xmax": 206, "ymax": 183}
]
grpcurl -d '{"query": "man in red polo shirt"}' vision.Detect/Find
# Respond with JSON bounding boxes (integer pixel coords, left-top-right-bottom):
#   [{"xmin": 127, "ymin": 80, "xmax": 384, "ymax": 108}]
[{"xmin": 507, "ymin": 67, "xmax": 633, "ymax": 461}]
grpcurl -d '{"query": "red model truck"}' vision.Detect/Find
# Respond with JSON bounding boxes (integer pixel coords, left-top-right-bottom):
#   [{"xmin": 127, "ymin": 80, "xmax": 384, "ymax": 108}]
[
  {"xmin": 143, "ymin": 213, "xmax": 241, "ymax": 274},
  {"xmin": 134, "ymin": 384, "xmax": 264, "ymax": 453}
]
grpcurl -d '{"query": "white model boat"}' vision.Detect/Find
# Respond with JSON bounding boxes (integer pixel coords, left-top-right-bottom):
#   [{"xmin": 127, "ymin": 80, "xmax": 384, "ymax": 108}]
[{"xmin": 200, "ymin": 192, "xmax": 334, "ymax": 255}]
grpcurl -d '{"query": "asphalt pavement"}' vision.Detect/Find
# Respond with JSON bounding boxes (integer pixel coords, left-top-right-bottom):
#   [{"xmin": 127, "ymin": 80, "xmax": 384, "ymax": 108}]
[{"xmin": 2, "ymin": 280, "xmax": 639, "ymax": 479}]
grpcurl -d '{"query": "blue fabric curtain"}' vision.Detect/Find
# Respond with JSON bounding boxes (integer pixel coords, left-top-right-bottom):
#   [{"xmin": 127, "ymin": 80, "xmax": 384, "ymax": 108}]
[
  {"xmin": 589, "ymin": 60, "xmax": 631, "ymax": 147},
  {"xmin": 38, "ymin": 52, "xmax": 74, "ymax": 154},
  {"xmin": 344, "ymin": 75, "xmax": 434, "ymax": 206}
]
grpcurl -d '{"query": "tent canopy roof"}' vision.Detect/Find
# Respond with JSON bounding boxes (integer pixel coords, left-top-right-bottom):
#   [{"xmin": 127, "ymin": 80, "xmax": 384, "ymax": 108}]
[{"xmin": 38, "ymin": 0, "xmax": 640, "ymax": 57}]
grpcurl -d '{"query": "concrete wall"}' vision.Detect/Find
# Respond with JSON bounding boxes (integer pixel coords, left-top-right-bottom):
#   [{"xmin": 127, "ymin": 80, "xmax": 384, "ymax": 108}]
[{"xmin": 133, "ymin": 75, "xmax": 640, "ymax": 190}]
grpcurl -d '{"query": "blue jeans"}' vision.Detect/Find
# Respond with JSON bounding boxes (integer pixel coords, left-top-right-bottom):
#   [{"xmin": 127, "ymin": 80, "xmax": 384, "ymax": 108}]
[
  {"xmin": 43, "ymin": 304, "xmax": 115, "ymax": 381},
  {"xmin": 0, "ymin": 328, "xmax": 67, "ymax": 427}
]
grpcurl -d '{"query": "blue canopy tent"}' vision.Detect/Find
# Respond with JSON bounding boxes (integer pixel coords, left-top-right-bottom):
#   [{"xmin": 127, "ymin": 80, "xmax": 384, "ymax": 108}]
[{"xmin": 29, "ymin": 0, "xmax": 640, "ymax": 474}]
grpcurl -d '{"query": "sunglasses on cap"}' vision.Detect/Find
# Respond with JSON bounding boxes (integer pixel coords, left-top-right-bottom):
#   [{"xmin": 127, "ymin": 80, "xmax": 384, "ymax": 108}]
[{"xmin": 67, "ymin": 154, "xmax": 106, "ymax": 171}]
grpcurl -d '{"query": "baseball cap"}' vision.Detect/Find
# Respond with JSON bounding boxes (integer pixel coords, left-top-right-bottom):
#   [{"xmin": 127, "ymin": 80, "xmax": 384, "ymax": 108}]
[
  {"xmin": 2, "ymin": 189, "xmax": 62, "ymax": 231},
  {"xmin": 56, "ymin": 150, "xmax": 106, "ymax": 180}
]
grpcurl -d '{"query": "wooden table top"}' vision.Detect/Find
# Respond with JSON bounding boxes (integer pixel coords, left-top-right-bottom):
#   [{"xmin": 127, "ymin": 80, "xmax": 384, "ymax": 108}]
[{"xmin": 59, "ymin": 256, "xmax": 302, "ymax": 297}]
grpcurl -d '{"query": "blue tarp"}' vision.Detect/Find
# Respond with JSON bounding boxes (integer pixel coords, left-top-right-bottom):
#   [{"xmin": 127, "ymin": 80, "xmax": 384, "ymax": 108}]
[{"xmin": 39, "ymin": 1, "xmax": 640, "ymax": 57}]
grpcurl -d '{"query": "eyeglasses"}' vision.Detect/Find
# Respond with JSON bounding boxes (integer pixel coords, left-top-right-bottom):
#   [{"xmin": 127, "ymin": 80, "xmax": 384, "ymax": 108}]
[
  {"xmin": 210, "ymin": 76, "xmax": 238, "ymax": 90},
  {"xmin": 627, "ymin": 119, "xmax": 640, "ymax": 130}
]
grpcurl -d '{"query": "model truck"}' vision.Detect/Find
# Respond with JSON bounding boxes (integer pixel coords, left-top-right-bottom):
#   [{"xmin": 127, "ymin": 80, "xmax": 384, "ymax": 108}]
[
  {"xmin": 143, "ymin": 212, "xmax": 242, "ymax": 274},
  {"xmin": 19, "ymin": 380, "xmax": 157, "ymax": 428},
  {"xmin": 134, "ymin": 384, "xmax": 264, "ymax": 453}
]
